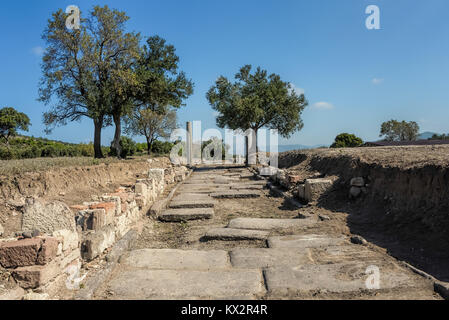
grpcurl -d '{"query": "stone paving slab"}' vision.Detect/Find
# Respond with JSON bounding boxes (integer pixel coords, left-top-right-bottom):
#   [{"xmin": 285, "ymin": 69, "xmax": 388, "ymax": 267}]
[
  {"xmin": 121, "ymin": 249, "xmax": 230, "ymax": 270},
  {"xmin": 268, "ymin": 234, "xmax": 347, "ymax": 249},
  {"xmin": 264, "ymin": 262, "xmax": 416, "ymax": 295},
  {"xmin": 230, "ymin": 248, "xmax": 312, "ymax": 268},
  {"xmin": 231, "ymin": 184, "xmax": 265, "ymax": 190},
  {"xmin": 228, "ymin": 218, "xmax": 316, "ymax": 231},
  {"xmin": 169, "ymin": 199, "xmax": 217, "ymax": 209},
  {"xmin": 159, "ymin": 208, "xmax": 214, "ymax": 222},
  {"xmin": 203, "ymin": 228, "xmax": 269, "ymax": 241},
  {"xmin": 211, "ymin": 191, "xmax": 261, "ymax": 199},
  {"xmin": 107, "ymin": 269, "xmax": 265, "ymax": 299},
  {"xmin": 172, "ymin": 194, "xmax": 212, "ymax": 202},
  {"xmin": 177, "ymin": 188, "xmax": 230, "ymax": 194},
  {"xmin": 311, "ymin": 245, "xmax": 385, "ymax": 264}
]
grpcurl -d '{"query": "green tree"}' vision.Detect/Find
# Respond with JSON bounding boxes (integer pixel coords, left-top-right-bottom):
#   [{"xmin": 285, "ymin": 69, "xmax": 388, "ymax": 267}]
[
  {"xmin": 330, "ymin": 133, "xmax": 363, "ymax": 148},
  {"xmin": 124, "ymin": 36, "xmax": 193, "ymax": 156},
  {"xmin": 38, "ymin": 5, "xmax": 140, "ymax": 158},
  {"xmin": 380, "ymin": 120, "xmax": 420, "ymax": 141},
  {"xmin": 133, "ymin": 36, "xmax": 194, "ymax": 112},
  {"xmin": 124, "ymin": 106, "xmax": 178, "ymax": 156},
  {"xmin": 429, "ymin": 133, "xmax": 449, "ymax": 140},
  {"xmin": 0, "ymin": 107, "xmax": 30, "ymax": 145},
  {"xmin": 206, "ymin": 65, "xmax": 308, "ymax": 163}
]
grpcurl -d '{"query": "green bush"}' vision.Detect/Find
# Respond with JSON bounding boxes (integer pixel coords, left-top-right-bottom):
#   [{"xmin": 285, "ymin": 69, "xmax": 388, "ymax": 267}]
[
  {"xmin": 109, "ymin": 136, "xmax": 137, "ymax": 159},
  {"xmin": 0, "ymin": 136, "xmax": 110, "ymax": 160},
  {"xmin": 330, "ymin": 133, "xmax": 364, "ymax": 148}
]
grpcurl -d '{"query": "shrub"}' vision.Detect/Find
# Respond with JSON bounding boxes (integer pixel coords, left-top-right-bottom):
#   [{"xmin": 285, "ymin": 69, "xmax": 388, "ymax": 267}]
[
  {"xmin": 109, "ymin": 136, "xmax": 137, "ymax": 159},
  {"xmin": 330, "ymin": 133, "xmax": 363, "ymax": 148}
]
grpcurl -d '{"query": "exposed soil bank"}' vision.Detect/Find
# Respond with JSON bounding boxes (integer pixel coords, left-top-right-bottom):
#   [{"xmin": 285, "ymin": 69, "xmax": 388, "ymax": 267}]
[
  {"xmin": 280, "ymin": 146, "xmax": 449, "ymax": 281},
  {"xmin": 0, "ymin": 157, "xmax": 171, "ymax": 236}
]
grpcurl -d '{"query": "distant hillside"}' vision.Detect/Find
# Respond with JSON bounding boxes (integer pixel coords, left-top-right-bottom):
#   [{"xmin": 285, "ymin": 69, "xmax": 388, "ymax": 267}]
[{"xmin": 418, "ymin": 132, "xmax": 437, "ymax": 140}]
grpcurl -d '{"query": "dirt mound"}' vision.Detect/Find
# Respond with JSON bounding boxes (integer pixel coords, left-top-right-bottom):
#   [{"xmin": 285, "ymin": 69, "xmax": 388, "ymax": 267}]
[
  {"xmin": 0, "ymin": 157, "xmax": 171, "ymax": 236},
  {"xmin": 279, "ymin": 146, "xmax": 449, "ymax": 281}
]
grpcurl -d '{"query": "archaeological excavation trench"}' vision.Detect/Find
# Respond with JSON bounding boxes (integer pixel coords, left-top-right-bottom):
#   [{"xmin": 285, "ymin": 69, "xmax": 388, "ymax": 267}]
[{"xmin": 1, "ymin": 148, "xmax": 449, "ymax": 300}]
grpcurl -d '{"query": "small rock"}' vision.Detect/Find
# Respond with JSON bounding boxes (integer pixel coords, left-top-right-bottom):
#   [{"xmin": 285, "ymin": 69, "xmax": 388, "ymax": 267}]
[
  {"xmin": 22, "ymin": 231, "xmax": 33, "ymax": 239},
  {"xmin": 351, "ymin": 235, "xmax": 368, "ymax": 245},
  {"xmin": 0, "ymin": 224, "xmax": 3, "ymax": 237},
  {"xmin": 32, "ymin": 229, "xmax": 40, "ymax": 237},
  {"xmin": 349, "ymin": 186, "xmax": 362, "ymax": 198},
  {"xmin": 22, "ymin": 292, "xmax": 49, "ymax": 300},
  {"xmin": 319, "ymin": 215, "xmax": 330, "ymax": 221},
  {"xmin": 350, "ymin": 177, "xmax": 365, "ymax": 187},
  {"xmin": 59, "ymin": 192, "xmax": 66, "ymax": 196}
]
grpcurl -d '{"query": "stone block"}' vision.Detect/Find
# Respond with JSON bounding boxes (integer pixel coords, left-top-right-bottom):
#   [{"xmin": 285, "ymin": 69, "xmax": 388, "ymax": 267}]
[
  {"xmin": 135, "ymin": 182, "xmax": 147, "ymax": 195},
  {"xmin": 81, "ymin": 226, "xmax": 116, "ymax": 261},
  {"xmin": 297, "ymin": 184, "xmax": 305, "ymax": 199},
  {"xmin": 304, "ymin": 178, "xmax": 333, "ymax": 203},
  {"xmin": 36, "ymin": 237, "xmax": 59, "ymax": 265},
  {"xmin": 22, "ymin": 199, "xmax": 76, "ymax": 233},
  {"xmin": 89, "ymin": 202, "xmax": 117, "ymax": 218},
  {"xmin": 259, "ymin": 166, "xmax": 279, "ymax": 177},
  {"xmin": 52, "ymin": 230, "xmax": 79, "ymax": 252},
  {"xmin": 0, "ymin": 238, "xmax": 42, "ymax": 268}
]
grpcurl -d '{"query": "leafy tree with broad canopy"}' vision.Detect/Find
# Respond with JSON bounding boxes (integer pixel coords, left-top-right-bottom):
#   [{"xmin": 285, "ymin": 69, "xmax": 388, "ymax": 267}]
[
  {"xmin": 380, "ymin": 120, "xmax": 420, "ymax": 142},
  {"xmin": 0, "ymin": 107, "xmax": 30, "ymax": 145},
  {"xmin": 330, "ymin": 133, "xmax": 363, "ymax": 148},
  {"xmin": 206, "ymin": 65, "xmax": 308, "ymax": 161},
  {"xmin": 124, "ymin": 36, "xmax": 193, "ymax": 155},
  {"xmin": 38, "ymin": 5, "xmax": 140, "ymax": 158},
  {"xmin": 125, "ymin": 106, "xmax": 178, "ymax": 156}
]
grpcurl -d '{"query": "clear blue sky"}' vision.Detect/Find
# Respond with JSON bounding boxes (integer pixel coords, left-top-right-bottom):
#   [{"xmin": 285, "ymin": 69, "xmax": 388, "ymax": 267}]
[{"xmin": 1, "ymin": 0, "xmax": 448, "ymax": 146}]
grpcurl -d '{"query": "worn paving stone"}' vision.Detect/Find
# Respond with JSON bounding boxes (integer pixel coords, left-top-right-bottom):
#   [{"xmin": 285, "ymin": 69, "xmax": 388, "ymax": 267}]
[
  {"xmin": 231, "ymin": 184, "xmax": 265, "ymax": 190},
  {"xmin": 228, "ymin": 218, "xmax": 316, "ymax": 231},
  {"xmin": 107, "ymin": 269, "xmax": 264, "ymax": 299},
  {"xmin": 311, "ymin": 245, "xmax": 384, "ymax": 264},
  {"xmin": 230, "ymin": 248, "xmax": 312, "ymax": 268},
  {"xmin": 268, "ymin": 234, "xmax": 346, "ymax": 249},
  {"xmin": 169, "ymin": 199, "xmax": 216, "ymax": 209},
  {"xmin": 264, "ymin": 262, "xmax": 417, "ymax": 295},
  {"xmin": 122, "ymin": 249, "xmax": 230, "ymax": 270},
  {"xmin": 203, "ymin": 228, "xmax": 269, "ymax": 241},
  {"xmin": 211, "ymin": 191, "xmax": 261, "ymax": 199},
  {"xmin": 172, "ymin": 194, "xmax": 212, "ymax": 202},
  {"xmin": 159, "ymin": 208, "xmax": 214, "ymax": 222}
]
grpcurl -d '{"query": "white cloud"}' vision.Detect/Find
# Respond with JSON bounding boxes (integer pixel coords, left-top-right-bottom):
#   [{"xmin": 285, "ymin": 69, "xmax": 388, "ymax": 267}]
[
  {"xmin": 32, "ymin": 46, "xmax": 44, "ymax": 56},
  {"xmin": 372, "ymin": 78, "xmax": 384, "ymax": 85},
  {"xmin": 290, "ymin": 84, "xmax": 305, "ymax": 96},
  {"xmin": 313, "ymin": 102, "xmax": 334, "ymax": 110}
]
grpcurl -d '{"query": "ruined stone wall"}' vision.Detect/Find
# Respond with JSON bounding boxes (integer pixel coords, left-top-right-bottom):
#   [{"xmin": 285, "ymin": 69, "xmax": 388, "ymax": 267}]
[{"xmin": 0, "ymin": 163, "xmax": 189, "ymax": 297}]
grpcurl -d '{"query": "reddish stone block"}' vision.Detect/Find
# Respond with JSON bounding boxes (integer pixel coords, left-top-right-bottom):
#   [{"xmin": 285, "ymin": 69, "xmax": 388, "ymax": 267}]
[
  {"xmin": 0, "ymin": 238, "xmax": 42, "ymax": 268},
  {"xmin": 12, "ymin": 263, "xmax": 59, "ymax": 289},
  {"xmin": 36, "ymin": 237, "xmax": 60, "ymax": 265},
  {"xmin": 69, "ymin": 205, "xmax": 89, "ymax": 211},
  {"xmin": 89, "ymin": 202, "xmax": 116, "ymax": 216}
]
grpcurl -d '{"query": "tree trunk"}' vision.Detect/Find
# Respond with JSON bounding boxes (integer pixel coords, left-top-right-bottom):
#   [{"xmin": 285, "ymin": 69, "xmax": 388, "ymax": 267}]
[
  {"xmin": 146, "ymin": 137, "xmax": 152, "ymax": 157},
  {"xmin": 112, "ymin": 113, "xmax": 122, "ymax": 159},
  {"xmin": 93, "ymin": 117, "xmax": 104, "ymax": 159}
]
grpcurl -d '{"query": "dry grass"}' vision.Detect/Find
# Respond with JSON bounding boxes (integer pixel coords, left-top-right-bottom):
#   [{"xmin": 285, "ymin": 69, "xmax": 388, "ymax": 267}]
[
  {"xmin": 281, "ymin": 145, "xmax": 449, "ymax": 170},
  {"xmin": 0, "ymin": 156, "xmax": 150, "ymax": 176}
]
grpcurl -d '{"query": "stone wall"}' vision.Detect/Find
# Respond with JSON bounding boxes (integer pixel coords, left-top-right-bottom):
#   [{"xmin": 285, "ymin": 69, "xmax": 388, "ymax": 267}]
[{"xmin": 0, "ymin": 163, "xmax": 189, "ymax": 297}]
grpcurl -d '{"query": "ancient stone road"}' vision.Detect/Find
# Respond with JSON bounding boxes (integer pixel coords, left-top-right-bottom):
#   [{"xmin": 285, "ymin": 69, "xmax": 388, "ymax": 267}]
[{"xmin": 95, "ymin": 166, "xmax": 439, "ymax": 300}]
